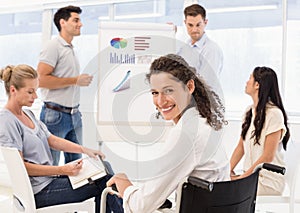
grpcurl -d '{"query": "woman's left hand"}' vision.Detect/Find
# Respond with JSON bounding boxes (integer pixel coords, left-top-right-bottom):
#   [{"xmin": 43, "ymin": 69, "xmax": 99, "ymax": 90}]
[{"xmin": 81, "ymin": 146, "xmax": 105, "ymax": 159}]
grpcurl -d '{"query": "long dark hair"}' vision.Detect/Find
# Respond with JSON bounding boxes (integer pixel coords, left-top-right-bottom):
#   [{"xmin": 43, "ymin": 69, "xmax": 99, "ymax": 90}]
[
  {"xmin": 146, "ymin": 54, "xmax": 226, "ymax": 130},
  {"xmin": 241, "ymin": 66, "xmax": 290, "ymax": 150}
]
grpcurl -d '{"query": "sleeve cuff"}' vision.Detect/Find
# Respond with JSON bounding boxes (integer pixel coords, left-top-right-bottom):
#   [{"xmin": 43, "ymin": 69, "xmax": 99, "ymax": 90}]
[{"xmin": 123, "ymin": 185, "xmax": 139, "ymax": 212}]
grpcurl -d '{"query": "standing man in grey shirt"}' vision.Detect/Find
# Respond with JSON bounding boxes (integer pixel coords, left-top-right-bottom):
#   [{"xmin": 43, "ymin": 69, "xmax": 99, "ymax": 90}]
[{"xmin": 37, "ymin": 5, "xmax": 93, "ymax": 165}]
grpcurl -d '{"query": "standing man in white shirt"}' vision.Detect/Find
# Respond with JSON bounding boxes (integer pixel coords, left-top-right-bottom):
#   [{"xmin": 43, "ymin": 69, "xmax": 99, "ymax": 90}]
[
  {"xmin": 37, "ymin": 5, "xmax": 93, "ymax": 165},
  {"xmin": 178, "ymin": 4, "xmax": 223, "ymax": 94}
]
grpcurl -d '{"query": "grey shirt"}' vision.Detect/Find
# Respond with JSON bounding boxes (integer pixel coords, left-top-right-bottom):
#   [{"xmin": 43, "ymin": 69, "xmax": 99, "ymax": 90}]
[
  {"xmin": 0, "ymin": 109, "xmax": 54, "ymax": 194},
  {"xmin": 39, "ymin": 35, "xmax": 80, "ymax": 107}
]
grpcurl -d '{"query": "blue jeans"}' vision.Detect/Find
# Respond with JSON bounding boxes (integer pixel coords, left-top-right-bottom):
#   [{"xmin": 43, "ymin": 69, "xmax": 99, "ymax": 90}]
[
  {"xmin": 34, "ymin": 175, "xmax": 124, "ymax": 213},
  {"xmin": 40, "ymin": 102, "xmax": 82, "ymax": 165}
]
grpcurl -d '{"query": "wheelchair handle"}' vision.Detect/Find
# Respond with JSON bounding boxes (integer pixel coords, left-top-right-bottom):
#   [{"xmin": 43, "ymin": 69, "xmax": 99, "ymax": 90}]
[
  {"xmin": 262, "ymin": 163, "xmax": 286, "ymax": 175},
  {"xmin": 188, "ymin": 176, "xmax": 214, "ymax": 192}
]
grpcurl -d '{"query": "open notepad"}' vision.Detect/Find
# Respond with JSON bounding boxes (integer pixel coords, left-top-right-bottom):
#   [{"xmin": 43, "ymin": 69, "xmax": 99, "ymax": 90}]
[{"xmin": 68, "ymin": 155, "xmax": 107, "ymax": 189}]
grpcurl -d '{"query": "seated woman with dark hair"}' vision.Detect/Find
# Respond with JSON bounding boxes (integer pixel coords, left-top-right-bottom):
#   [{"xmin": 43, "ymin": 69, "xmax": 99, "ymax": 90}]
[{"xmin": 230, "ymin": 66, "xmax": 290, "ymax": 195}]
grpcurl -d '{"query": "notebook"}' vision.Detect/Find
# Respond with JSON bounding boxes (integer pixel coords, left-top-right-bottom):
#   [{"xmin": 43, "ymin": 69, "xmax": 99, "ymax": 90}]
[{"xmin": 68, "ymin": 155, "xmax": 107, "ymax": 189}]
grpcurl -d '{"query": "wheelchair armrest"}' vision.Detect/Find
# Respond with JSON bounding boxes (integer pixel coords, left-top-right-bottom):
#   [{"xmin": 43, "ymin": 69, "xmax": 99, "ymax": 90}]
[
  {"xmin": 100, "ymin": 187, "xmax": 119, "ymax": 213},
  {"xmin": 188, "ymin": 176, "xmax": 214, "ymax": 192},
  {"xmin": 254, "ymin": 163, "xmax": 286, "ymax": 175},
  {"xmin": 262, "ymin": 163, "xmax": 286, "ymax": 175}
]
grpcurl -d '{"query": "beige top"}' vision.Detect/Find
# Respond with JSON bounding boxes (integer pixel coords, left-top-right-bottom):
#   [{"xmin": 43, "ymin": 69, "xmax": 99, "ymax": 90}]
[{"xmin": 243, "ymin": 103, "xmax": 286, "ymax": 193}]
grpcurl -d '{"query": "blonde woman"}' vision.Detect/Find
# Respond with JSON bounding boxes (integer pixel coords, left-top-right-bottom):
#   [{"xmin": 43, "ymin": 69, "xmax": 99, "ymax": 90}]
[{"xmin": 0, "ymin": 64, "xmax": 122, "ymax": 213}]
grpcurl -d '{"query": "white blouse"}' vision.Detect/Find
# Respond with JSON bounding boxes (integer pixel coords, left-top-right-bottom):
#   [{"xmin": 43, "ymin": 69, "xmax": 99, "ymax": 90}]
[{"xmin": 123, "ymin": 107, "xmax": 230, "ymax": 213}]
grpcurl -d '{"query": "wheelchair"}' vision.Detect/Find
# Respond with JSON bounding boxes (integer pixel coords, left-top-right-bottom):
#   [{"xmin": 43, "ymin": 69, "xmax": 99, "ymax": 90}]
[{"xmin": 101, "ymin": 163, "xmax": 285, "ymax": 213}]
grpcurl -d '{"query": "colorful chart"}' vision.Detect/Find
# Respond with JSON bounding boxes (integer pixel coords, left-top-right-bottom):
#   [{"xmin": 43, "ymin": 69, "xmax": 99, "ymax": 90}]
[{"xmin": 110, "ymin": 38, "xmax": 127, "ymax": 49}]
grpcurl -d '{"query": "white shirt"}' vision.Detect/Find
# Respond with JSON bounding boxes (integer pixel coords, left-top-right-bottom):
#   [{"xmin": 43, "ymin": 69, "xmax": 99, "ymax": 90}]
[
  {"xmin": 123, "ymin": 107, "xmax": 230, "ymax": 213},
  {"xmin": 178, "ymin": 33, "xmax": 223, "ymax": 76},
  {"xmin": 243, "ymin": 104, "xmax": 286, "ymax": 193},
  {"xmin": 178, "ymin": 33, "xmax": 224, "ymax": 99}
]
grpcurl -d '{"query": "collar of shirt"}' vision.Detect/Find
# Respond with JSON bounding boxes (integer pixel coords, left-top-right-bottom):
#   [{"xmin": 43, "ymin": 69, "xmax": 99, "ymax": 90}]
[
  {"xmin": 57, "ymin": 35, "xmax": 73, "ymax": 48},
  {"xmin": 176, "ymin": 107, "xmax": 200, "ymax": 127},
  {"xmin": 187, "ymin": 33, "xmax": 207, "ymax": 48}
]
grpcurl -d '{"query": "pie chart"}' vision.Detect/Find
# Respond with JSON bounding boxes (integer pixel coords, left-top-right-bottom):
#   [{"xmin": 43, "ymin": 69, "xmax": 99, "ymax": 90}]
[{"xmin": 110, "ymin": 38, "xmax": 127, "ymax": 49}]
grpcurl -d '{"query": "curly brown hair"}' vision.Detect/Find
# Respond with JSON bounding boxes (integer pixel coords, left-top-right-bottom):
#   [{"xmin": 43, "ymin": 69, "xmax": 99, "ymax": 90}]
[{"xmin": 146, "ymin": 54, "xmax": 226, "ymax": 130}]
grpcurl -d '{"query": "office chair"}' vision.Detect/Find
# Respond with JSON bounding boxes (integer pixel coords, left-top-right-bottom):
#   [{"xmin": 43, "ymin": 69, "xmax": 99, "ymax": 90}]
[
  {"xmin": 0, "ymin": 146, "xmax": 94, "ymax": 213},
  {"xmin": 101, "ymin": 163, "xmax": 285, "ymax": 213}
]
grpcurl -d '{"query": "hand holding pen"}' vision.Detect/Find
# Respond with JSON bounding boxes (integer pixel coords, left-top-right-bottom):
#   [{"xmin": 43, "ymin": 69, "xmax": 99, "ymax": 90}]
[{"xmin": 61, "ymin": 159, "xmax": 83, "ymax": 176}]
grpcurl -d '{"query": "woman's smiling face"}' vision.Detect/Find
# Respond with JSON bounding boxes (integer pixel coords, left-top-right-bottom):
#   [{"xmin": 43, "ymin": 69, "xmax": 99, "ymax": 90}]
[{"xmin": 150, "ymin": 72, "xmax": 194, "ymax": 124}]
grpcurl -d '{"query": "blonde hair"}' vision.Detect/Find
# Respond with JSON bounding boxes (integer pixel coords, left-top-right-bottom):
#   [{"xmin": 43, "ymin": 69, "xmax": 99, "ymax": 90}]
[{"xmin": 0, "ymin": 64, "xmax": 38, "ymax": 96}]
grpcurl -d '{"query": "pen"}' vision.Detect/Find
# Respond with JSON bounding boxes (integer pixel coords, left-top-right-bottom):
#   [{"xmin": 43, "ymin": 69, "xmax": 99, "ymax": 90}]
[{"xmin": 75, "ymin": 159, "xmax": 83, "ymax": 166}]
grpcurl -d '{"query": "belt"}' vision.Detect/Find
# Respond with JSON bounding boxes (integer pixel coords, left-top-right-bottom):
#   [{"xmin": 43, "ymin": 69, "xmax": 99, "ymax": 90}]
[{"xmin": 45, "ymin": 103, "xmax": 79, "ymax": 114}]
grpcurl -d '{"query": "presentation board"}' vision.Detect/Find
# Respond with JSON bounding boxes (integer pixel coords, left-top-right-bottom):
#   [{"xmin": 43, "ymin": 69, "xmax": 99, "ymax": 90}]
[{"xmin": 97, "ymin": 21, "xmax": 176, "ymax": 127}]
